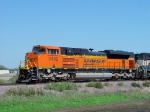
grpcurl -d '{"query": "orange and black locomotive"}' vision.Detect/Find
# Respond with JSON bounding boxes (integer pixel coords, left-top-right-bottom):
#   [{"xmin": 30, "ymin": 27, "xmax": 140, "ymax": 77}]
[{"xmin": 17, "ymin": 45, "xmax": 150, "ymax": 83}]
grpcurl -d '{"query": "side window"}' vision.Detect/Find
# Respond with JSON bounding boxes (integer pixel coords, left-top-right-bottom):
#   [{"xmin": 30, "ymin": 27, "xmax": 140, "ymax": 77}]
[
  {"xmin": 48, "ymin": 49, "xmax": 59, "ymax": 54},
  {"xmin": 40, "ymin": 48, "xmax": 45, "ymax": 52}
]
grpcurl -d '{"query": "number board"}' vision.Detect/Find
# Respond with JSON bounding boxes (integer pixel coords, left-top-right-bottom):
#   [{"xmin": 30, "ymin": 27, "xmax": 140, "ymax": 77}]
[{"xmin": 48, "ymin": 57, "xmax": 58, "ymax": 61}]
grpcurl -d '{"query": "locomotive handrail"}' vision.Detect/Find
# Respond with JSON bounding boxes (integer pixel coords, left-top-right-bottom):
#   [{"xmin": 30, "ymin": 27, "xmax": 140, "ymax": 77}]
[
  {"xmin": 34, "ymin": 62, "xmax": 37, "ymax": 67},
  {"xmin": 27, "ymin": 60, "xmax": 33, "ymax": 67}
]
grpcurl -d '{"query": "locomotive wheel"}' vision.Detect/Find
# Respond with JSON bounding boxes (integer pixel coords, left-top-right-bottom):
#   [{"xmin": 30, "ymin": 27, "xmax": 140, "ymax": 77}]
[
  {"xmin": 67, "ymin": 74, "xmax": 71, "ymax": 80},
  {"xmin": 63, "ymin": 76, "xmax": 67, "ymax": 81},
  {"xmin": 51, "ymin": 76, "xmax": 56, "ymax": 81},
  {"xmin": 112, "ymin": 76, "xmax": 117, "ymax": 80}
]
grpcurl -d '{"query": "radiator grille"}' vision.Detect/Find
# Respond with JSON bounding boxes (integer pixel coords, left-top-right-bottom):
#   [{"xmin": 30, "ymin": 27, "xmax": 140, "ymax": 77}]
[{"xmin": 63, "ymin": 58, "xmax": 75, "ymax": 62}]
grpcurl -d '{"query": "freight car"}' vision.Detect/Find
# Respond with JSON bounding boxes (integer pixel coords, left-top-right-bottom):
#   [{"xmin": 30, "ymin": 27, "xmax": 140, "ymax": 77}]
[{"xmin": 17, "ymin": 45, "xmax": 150, "ymax": 83}]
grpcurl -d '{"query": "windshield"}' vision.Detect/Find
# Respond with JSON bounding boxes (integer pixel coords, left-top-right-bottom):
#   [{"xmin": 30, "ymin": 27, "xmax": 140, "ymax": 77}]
[
  {"xmin": 141, "ymin": 65, "xmax": 150, "ymax": 70},
  {"xmin": 32, "ymin": 47, "xmax": 45, "ymax": 54}
]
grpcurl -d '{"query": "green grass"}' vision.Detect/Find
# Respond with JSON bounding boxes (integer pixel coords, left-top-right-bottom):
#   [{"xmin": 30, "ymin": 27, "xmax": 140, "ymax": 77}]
[
  {"xmin": 95, "ymin": 82, "xmax": 103, "ymax": 89},
  {"xmin": 131, "ymin": 82, "xmax": 141, "ymax": 88},
  {"xmin": 44, "ymin": 82, "xmax": 78, "ymax": 92},
  {"xmin": 86, "ymin": 81, "xmax": 96, "ymax": 87},
  {"xmin": 0, "ymin": 79, "xmax": 5, "ymax": 84},
  {"xmin": 9, "ymin": 75, "xmax": 18, "ymax": 83},
  {"xmin": 86, "ymin": 81, "xmax": 103, "ymax": 89},
  {"xmin": 103, "ymin": 82, "xmax": 111, "ymax": 86},
  {"xmin": 5, "ymin": 87, "xmax": 45, "ymax": 97},
  {"xmin": 0, "ymin": 73, "xmax": 15, "ymax": 77},
  {"xmin": 0, "ymin": 90, "xmax": 150, "ymax": 112},
  {"xmin": 142, "ymin": 81, "xmax": 150, "ymax": 87},
  {"xmin": 0, "ymin": 74, "xmax": 17, "ymax": 84},
  {"xmin": 117, "ymin": 82, "xmax": 124, "ymax": 86}
]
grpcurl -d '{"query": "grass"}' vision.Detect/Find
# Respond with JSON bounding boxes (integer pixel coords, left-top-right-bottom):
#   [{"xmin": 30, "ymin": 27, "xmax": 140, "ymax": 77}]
[
  {"xmin": 142, "ymin": 81, "xmax": 150, "ymax": 87},
  {"xmin": 131, "ymin": 82, "xmax": 141, "ymax": 88},
  {"xmin": 117, "ymin": 82, "xmax": 124, "ymax": 86},
  {"xmin": 0, "ymin": 89, "xmax": 150, "ymax": 112},
  {"xmin": 0, "ymin": 74, "xmax": 17, "ymax": 84},
  {"xmin": 86, "ymin": 81, "xmax": 96, "ymax": 87},
  {"xmin": 0, "ymin": 79, "xmax": 5, "ymax": 84},
  {"xmin": 9, "ymin": 75, "xmax": 18, "ymax": 83},
  {"xmin": 44, "ymin": 82, "xmax": 78, "ymax": 92},
  {"xmin": 95, "ymin": 82, "xmax": 103, "ymax": 89},
  {"xmin": 5, "ymin": 87, "xmax": 45, "ymax": 97},
  {"xmin": 103, "ymin": 82, "xmax": 110, "ymax": 86},
  {"xmin": 86, "ymin": 81, "xmax": 103, "ymax": 89},
  {"xmin": 0, "ymin": 73, "xmax": 16, "ymax": 78}
]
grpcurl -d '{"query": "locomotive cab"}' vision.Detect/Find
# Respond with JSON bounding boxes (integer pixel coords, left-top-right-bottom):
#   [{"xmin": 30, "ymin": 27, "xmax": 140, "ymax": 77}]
[
  {"xmin": 135, "ymin": 53, "xmax": 150, "ymax": 79},
  {"xmin": 17, "ymin": 45, "xmax": 61, "ymax": 83}
]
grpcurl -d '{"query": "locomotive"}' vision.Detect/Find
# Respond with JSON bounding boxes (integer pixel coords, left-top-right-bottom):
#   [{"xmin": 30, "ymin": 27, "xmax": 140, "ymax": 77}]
[{"xmin": 17, "ymin": 45, "xmax": 150, "ymax": 83}]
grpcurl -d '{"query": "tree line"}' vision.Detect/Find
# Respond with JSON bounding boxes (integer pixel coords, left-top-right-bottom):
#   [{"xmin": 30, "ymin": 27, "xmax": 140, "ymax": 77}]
[{"xmin": 0, "ymin": 65, "xmax": 18, "ymax": 71}]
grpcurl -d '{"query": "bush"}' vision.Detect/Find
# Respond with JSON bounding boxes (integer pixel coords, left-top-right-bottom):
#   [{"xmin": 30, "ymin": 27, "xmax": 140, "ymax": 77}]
[
  {"xmin": 78, "ymin": 84, "xmax": 81, "ymax": 88},
  {"xmin": 44, "ymin": 82, "xmax": 78, "ymax": 92},
  {"xmin": 131, "ymin": 82, "xmax": 140, "ymax": 88},
  {"xmin": 103, "ymin": 82, "xmax": 110, "ymax": 86},
  {"xmin": 86, "ymin": 81, "xmax": 103, "ymax": 89},
  {"xmin": 0, "ymin": 79, "xmax": 5, "ymax": 84},
  {"xmin": 143, "ymin": 81, "xmax": 150, "ymax": 87},
  {"xmin": 5, "ymin": 87, "xmax": 45, "ymax": 96},
  {"xmin": 95, "ymin": 82, "xmax": 103, "ymax": 89},
  {"xmin": 86, "ymin": 81, "xmax": 95, "ymax": 87},
  {"xmin": 36, "ymin": 88, "xmax": 45, "ymax": 96},
  {"xmin": 117, "ymin": 82, "xmax": 124, "ymax": 86}
]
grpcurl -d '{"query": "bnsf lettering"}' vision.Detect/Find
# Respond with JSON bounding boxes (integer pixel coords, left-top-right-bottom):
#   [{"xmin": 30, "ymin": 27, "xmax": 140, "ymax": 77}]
[
  {"xmin": 48, "ymin": 57, "xmax": 58, "ymax": 61},
  {"xmin": 84, "ymin": 59, "xmax": 106, "ymax": 63}
]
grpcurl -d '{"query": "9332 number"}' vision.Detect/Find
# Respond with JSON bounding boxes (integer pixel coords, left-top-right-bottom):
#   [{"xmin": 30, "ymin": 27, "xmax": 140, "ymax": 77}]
[{"xmin": 48, "ymin": 57, "xmax": 58, "ymax": 61}]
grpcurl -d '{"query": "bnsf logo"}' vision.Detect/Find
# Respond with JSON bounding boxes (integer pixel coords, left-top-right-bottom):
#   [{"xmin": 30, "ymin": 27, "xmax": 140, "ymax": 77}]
[
  {"xmin": 29, "ymin": 58, "xmax": 37, "ymax": 62},
  {"xmin": 84, "ymin": 59, "xmax": 106, "ymax": 63},
  {"xmin": 48, "ymin": 57, "xmax": 58, "ymax": 61}
]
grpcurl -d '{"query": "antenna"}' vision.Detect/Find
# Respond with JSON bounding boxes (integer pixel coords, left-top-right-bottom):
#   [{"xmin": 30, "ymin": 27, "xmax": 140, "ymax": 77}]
[{"xmin": 89, "ymin": 48, "xmax": 94, "ymax": 52}]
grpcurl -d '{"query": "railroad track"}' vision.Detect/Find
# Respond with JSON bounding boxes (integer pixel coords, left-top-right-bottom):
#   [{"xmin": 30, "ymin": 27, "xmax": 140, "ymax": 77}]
[{"xmin": 0, "ymin": 79, "xmax": 145, "ymax": 86}]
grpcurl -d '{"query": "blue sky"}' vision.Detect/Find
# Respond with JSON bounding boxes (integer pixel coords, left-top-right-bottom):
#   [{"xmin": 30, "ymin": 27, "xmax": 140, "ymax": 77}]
[{"xmin": 0, "ymin": 0, "xmax": 150, "ymax": 68}]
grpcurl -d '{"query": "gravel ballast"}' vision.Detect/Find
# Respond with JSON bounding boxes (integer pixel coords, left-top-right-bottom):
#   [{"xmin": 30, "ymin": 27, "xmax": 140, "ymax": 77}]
[{"xmin": 0, "ymin": 80, "xmax": 150, "ymax": 96}]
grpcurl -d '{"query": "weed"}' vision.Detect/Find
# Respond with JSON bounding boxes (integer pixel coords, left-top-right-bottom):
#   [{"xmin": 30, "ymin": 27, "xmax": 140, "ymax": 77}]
[
  {"xmin": 95, "ymin": 82, "xmax": 103, "ymax": 89},
  {"xmin": 86, "ymin": 81, "xmax": 95, "ymax": 87},
  {"xmin": 5, "ymin": 88, "xmax": 17, "ymax": 96},
  {"xmin": 104, "ymin": 82, "xmax": 110, "ymax": 86},
  {"xmin": 10, "ymin": 75, "xmax": 18, "ymax": 83},
  {"xmin": 86, "ymin": 81, "xmax": 103, "ymax": 89},
  {"xmin": 81, "ymin": 90, "xmax": 89, "ymax": 93},
  {"xmin": 5, "ymin": 87, "xmax": 45, "ymax": 97},
  {"xmin": 36, "ymin": 88, "xmax": 45, "ymax": 96},
  {"xmin": 143, "ymin": 81, "xmax": 150, "ymax": 87},
  {"xmin": 0, "ymin": 79, "xmax": 5, "ymax": 84},
  {"xmin": 131, "ymin": 82, "xmax": 140, "ymax": 88},
  {"xmin": 44, "ymin": 82, "xmax": 78, "ymax": 92},
  {"xmin": 117, "ymin": 82, "xmax": 124, "ymax": 86},
  {"xmin": 78, "ymin": 84, "xmax": 81, "ymax": 87},
  {"xmin": 140, "ymin": 85, "xmax": 144, "ymax": 89}
]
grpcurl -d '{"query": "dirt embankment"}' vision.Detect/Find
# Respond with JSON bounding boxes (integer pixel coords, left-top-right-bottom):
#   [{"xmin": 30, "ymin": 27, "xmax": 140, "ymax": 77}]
[{"xmin": 56, "ymin": 100, "xmax": 150, "ymax": 112}]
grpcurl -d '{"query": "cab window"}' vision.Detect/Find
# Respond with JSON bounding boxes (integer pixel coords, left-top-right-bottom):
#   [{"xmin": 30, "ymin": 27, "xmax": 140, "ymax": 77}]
[
  {"xmin": 48, "ymin": 49, "xmax": 59, "ymax": 54},
  {"xmin": 32, "ymin": 47, "xmax": 45, "ymax": 54},
  {"xmin": 38, "ymin": 48, "xmax": 45, "ymax": 52}
]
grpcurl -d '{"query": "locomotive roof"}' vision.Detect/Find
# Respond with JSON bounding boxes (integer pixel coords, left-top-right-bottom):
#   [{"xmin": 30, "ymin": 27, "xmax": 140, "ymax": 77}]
[
  {"xmin": 59, "ymin": 47, "xmax": 134, "ymax": 58},
  {"xmin": 34, "ymin": 45, "xmax": 135, "ymax": 58},
  {"xmin": 135, "ymin": 53, "xmax": 150, "ymax": 60}
]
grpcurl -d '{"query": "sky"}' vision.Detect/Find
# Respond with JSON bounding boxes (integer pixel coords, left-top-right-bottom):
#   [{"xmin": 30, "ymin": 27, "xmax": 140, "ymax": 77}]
[{"xmin": 0, "ymin": 0, "xmax": 150, "ymax": 68}]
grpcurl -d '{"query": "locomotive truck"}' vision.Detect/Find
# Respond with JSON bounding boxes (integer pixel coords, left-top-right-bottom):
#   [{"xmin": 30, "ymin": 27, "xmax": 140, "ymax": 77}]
[{"xmin": 17, "ymin": 45, "xmax": 150, "ymax": 83}]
